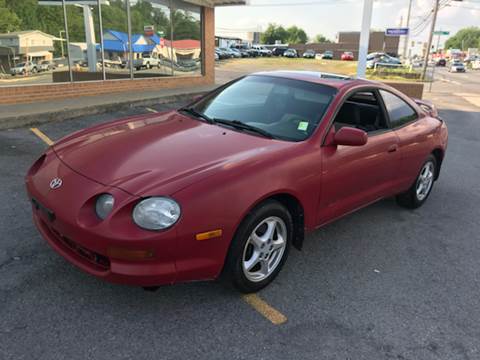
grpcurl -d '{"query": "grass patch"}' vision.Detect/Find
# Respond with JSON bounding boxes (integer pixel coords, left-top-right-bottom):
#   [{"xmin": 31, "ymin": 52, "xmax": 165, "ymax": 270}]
[{"xmin": 217, "ymin": 58, "xmax": 424, "ymax": 82}]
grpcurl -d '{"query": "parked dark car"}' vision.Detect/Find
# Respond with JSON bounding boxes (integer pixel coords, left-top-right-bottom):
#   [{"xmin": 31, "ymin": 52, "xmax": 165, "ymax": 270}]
[
  {"xmin": 303, "ymin": 49, "xmax": 316, "ymax": 59},
  {"xmin": 436, "ymin": 58, "xmax": 446, "ymax": 67},
  {"xmin": 215, "ymin": 48, "xmax": 230, "ymax": 60},
  {"xmin": 272, "ymin": 47, "xmax": 288, "ymax": 57},
  {"xmin": 321, "ymin": 51, "xmax": 334, "ymax": 60}
]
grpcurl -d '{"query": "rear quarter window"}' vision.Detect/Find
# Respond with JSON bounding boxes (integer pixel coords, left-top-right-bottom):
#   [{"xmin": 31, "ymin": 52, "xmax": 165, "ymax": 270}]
[{"xmin": 380, "ymin": 90, "xmax": 418, "ymax": 128}]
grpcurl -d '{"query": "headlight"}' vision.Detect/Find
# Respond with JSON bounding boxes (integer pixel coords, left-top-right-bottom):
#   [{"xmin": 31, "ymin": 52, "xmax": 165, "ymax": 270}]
[
  {"xmin": 132, "ymin": 197, "xmax": 181, "ymax": 230},
  {"xmin": 95, "ymin": 194, "xmax": 115, "ymax": 220}
]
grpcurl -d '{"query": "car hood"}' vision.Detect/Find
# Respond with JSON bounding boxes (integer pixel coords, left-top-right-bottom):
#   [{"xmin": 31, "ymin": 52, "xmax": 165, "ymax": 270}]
[{"xmin": 53, "ymin": 111, "xmax": 287, "ymax": 196}]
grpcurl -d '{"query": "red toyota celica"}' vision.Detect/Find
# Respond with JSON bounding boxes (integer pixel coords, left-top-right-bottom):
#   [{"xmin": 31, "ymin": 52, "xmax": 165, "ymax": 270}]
[{"xmin": 26, "ymin": 71, "xmax": 448, "ymax": 293}]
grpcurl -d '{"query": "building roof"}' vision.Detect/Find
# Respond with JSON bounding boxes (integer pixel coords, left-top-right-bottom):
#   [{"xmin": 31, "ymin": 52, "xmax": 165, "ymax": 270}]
[
  {"xmin": 163, "ymin": 39, "xmax": 201, "ymax": 49},
  {"xmin": 185, "ymin": 0, "xmax": 247, "ymax": 6},
  {"xmin": 0, "ymin": 30, "xmax": 56, "ymax": 39}
]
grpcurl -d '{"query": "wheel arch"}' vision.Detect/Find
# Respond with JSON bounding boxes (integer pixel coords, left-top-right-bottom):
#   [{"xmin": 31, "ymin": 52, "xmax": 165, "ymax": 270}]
[
  {"xmin": 240, "ymin": 192, "xmax": 306, "ymax": 251},
  {"xmin": 432, "ymin": 148, "xmax": 444, "ymax": 180}
]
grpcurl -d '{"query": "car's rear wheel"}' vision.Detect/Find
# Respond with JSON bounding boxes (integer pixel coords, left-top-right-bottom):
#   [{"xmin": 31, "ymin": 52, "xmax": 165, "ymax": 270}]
[
  {"xmin": 223, "ymin": 200, "xmax": 292, "ymax": 293},
  {"xmin": 396, "ymin": 155, "xmax": 437, "ymax": 209}
]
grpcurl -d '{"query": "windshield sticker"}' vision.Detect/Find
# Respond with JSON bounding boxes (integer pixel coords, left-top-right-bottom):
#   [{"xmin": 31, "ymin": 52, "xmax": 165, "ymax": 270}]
[{"xmin": 297, "ymin": 121, "xmax": 309, "ymax": 131}]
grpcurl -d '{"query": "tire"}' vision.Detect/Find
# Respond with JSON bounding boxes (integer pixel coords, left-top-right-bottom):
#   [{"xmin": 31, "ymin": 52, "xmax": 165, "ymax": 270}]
[
  {"xmin": 223, "ymin": 200, "xmax": 292, "ymax": 293},
  {"xmin": 396, "ymin": 155, "xmax": 437, "ymax": 209}
]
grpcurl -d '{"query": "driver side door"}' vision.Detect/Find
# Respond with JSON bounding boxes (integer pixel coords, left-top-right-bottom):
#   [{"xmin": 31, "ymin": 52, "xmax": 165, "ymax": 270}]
[{"xmin": 317, "ymin": 89, "xmax": 401, "ymax": 226}]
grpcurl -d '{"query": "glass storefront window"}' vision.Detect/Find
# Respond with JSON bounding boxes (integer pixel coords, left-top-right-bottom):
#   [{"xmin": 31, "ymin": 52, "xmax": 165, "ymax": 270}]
[
  {"xmin": 0, "ymin": 1, "xmax": 67, "ymax": 85},
  {"xmin": 0, "ymin": 0, "xmax": 203, "ymax": 86}
]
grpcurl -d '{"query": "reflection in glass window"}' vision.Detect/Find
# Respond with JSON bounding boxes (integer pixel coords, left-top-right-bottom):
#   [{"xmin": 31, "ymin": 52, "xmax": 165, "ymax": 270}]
[
  {"xmin": 0, "ymin": 3, "xmax": 66, "ymax": 85},
  {"xmin": 0, "ymin": 0, "xmax": 203, "ymax": 86},
  {"xmin": 171, "ymin": 0, "xmax": 202, "ymax": 76}
]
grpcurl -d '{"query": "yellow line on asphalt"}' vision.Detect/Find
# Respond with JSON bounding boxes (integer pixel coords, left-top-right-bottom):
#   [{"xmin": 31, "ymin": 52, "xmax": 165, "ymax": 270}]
[
  {"xmin": 30, "ymin": 128, "xmax": 54, "ymax": 146},
  {"xmin": 242, "ymin": 294, "xmax": 287, "ymax": 325},
  {"xmin": 145, "ymin": 107, "xmax": 158, "ymax": 113}
]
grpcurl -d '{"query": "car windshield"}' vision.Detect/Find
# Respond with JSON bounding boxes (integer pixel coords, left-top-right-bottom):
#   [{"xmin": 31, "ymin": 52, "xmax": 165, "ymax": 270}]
[{"xmin": 191, "ymin": 75, "xmax": 337, "ymax": 142}]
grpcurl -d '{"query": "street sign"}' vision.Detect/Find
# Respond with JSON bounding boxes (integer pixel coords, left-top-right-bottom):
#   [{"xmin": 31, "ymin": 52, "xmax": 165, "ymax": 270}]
[
  {"xmin": 385, "ymin": 28, "xmax": 409, "ymax": 36},
  {"xmin": 433, "ymin": 31, "xmax": 450, "ymax": 36}
]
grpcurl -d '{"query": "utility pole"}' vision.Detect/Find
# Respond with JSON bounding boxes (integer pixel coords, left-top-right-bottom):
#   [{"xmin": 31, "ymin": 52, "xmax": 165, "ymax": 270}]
[
  {"xmin": 403, "ymin": 0, "xmax": 413, "ymax": 60},
  {"xmin": 357, "ymin": 0, "xmax": 374, "ymax": 78},
  {"xmin": 421, "ymin": 0, "xmax": 440, "ymax": 81}
]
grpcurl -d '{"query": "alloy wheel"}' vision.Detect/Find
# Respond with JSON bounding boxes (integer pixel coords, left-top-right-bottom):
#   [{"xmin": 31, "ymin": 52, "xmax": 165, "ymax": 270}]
[
  {"xmin": 416, "ymin": 161, "xmax": 435, "ymax": 201},
  {"xmin": 242, "ymin": 216, "xmax": 287, "ymax": 282}
]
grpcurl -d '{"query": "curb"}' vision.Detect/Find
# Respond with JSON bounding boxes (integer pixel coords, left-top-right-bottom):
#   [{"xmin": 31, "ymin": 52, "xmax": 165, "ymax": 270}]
[{"xmin": 0, "ymin": 90, "xmax": 209, "ymax": 130}]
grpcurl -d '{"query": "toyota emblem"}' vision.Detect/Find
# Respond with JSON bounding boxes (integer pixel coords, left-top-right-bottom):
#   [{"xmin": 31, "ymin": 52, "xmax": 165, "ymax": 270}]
[{"xmin": 49, "ymin": 178, "xmax": 63, "ymax": 190}]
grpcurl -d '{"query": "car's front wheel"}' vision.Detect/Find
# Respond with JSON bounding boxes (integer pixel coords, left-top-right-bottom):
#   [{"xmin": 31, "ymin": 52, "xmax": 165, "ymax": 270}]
[
  {"xmin": 223, "ymin": 200, "xmax": 292, "ymax": 293},
  {"xmin": 396, "ymin": 155, "xmax": 437, "ymax": 209}
]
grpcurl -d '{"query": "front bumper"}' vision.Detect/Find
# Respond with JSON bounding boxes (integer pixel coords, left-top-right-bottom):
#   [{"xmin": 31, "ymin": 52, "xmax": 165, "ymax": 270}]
[{"xmin": 26, "ymin": 150, "xmax": 178, "ymax": 287}]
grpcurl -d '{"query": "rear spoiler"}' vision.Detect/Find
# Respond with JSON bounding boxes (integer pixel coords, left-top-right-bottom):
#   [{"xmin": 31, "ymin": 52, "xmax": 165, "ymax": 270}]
[{"xmin": 413, "ymin": 98, "xmax": 440, "ymax": 119}]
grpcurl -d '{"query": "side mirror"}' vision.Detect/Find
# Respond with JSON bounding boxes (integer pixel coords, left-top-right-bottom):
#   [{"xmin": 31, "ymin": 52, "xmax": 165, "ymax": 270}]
[{"xmin": 333, "ymin": 127, "xmax": 368, "ymax": 147}]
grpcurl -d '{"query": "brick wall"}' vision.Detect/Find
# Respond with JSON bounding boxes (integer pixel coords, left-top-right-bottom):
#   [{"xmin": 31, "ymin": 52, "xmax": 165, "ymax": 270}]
[{"xmin": 0, "ymin": 7, "xmax": 215, "ymax": 105}]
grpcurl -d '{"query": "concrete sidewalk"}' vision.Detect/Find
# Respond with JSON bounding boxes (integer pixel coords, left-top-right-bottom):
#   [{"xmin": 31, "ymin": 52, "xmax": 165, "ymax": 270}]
[{"xmin": 0, "ymin": 84, "xmax": 217, "ymax": 130}]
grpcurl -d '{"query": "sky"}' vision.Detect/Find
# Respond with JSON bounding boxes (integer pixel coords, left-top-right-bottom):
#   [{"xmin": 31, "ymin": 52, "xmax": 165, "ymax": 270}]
[{"xmin": 215, "ymin": 0, "xmax": 480, "ymax": 50}]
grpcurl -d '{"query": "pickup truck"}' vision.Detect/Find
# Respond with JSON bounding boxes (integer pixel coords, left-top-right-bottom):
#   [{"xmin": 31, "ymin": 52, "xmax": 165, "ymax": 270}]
[{"xmin": 133, "ymin": 53, "xmax": 160, "ymax": 70}]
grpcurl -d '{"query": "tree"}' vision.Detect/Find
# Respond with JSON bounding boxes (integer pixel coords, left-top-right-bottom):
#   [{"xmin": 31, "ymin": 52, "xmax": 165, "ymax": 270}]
[
  {"xmin": 445, "ymin": 27, "xmax": 480, "ymax": 50},
  {"xmin": 313, "ymin": 34, "xmax": 331, "ymax": 44},
  {"xmin": 286, "ymin": 26, "xmax": 308, "ymax": 44},
  {"xmin": 261, "ymin": 23, "xmax": 289, "ymax": 44},
  {"xmin": 0, "ymin": 0, "xmax": 20, "ymax": 33}
]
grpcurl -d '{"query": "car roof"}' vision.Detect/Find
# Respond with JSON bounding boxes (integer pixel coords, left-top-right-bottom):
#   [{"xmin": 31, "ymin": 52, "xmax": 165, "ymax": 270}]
[{"xmin": 251, "ymin": 70, "xmax": 375, "ymax": 90}]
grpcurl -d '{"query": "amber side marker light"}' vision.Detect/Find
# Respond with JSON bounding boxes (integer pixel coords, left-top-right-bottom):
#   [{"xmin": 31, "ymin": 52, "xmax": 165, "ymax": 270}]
[
  {"xmin": 107, "ymin": 247, "xmax": 154, "ymax": 260},
  {"xmin": 195, "ymin": 229, "xmax": 223, "ymax": 241}
]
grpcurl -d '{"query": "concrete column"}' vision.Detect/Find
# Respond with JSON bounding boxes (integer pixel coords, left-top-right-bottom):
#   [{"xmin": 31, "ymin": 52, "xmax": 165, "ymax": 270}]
[
  {"xmin": 83, "ymin": 5, "xmax": 97, "ymax": 73},
  {"xmin": 357, "ymin": 0, "xmax": 374, "ymax": 78}
]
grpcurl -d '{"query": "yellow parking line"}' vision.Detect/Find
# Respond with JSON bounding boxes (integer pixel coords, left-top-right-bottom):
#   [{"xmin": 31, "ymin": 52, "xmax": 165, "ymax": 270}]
[
  {"xmin": 30, "ymin": 128, "xmax": 54, "ymax": 146},
  {"xmin": 242, "ymin": 294, "xmax": 287, "ymax": 325},
  {"xmin": 145, "ymin": 107, "xmax": 158, "ymax": 113}
]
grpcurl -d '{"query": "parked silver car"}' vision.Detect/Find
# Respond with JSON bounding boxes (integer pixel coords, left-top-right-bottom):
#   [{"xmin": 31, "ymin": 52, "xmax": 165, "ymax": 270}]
[
  {"xmin": 10, "ymin": 62, "xmax": 38, "ymax": 76},
  {"xmin": 37, "ymin": 60, "xmax": 56, "ymax": 72}
]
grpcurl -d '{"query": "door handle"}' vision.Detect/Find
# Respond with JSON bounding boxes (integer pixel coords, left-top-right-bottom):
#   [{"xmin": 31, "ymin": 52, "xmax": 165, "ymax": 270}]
[{"xmin": 387, "ymin": 144, "xmax": 398, "ymax": 153}]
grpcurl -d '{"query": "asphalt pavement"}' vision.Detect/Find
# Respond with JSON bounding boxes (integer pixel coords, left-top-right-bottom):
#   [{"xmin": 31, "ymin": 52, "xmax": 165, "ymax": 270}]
[{"xmin": 1, "ymin": 77, "xmax": 480, "ymax": 360}]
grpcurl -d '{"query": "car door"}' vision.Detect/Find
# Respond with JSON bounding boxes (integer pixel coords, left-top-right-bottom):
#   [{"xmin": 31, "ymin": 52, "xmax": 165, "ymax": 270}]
[
  {"xmin": 378, "ymin": 89, "xmax": 432, "ymax": 191},
  {"xmin": 317, "ymin": 89, "xmax": 401, "ymax": 226}
]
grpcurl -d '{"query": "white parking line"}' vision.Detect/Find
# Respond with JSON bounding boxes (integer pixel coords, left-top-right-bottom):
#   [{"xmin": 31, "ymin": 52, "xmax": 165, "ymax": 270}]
[{"xmin": 145, "ymin": 107, "xmax": 158, "ymax": 113}]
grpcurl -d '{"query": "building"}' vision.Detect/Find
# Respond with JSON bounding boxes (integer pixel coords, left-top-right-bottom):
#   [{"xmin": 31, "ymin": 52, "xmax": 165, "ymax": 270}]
[
  {"xmin": 0, "ymin": 30, "xmax": 56, "ymax": 72},
  {"xmin": 291, "ymin": 31, "xmax": 400, "ymax": 60},
  {"xmin": 0, "ymin": 0, "xmax": 246, "ymax": 105}
]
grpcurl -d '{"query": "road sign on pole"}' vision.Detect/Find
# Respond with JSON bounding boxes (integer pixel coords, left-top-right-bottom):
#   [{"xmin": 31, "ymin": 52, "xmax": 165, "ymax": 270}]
[
  {"xmin": 385, "ymin": 28, "xmax": 409, "ymax": 36},
  {"xmin": 433, "ymin": 31, "xmax": 450, "ymax": 36}
]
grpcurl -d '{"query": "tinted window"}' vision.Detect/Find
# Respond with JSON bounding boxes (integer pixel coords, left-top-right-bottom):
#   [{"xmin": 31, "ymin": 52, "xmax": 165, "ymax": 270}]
[
  {"xmin": 194, "ymin": 75, "xmax": 337, "ymax": 141},
  {"xmin": 380, "ymin": 90, "xmax": 417, "ymax": 127}
]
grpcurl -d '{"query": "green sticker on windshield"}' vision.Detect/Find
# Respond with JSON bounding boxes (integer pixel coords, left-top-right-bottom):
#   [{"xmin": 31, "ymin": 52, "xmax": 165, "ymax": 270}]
[{"xmin": 298, "ymin": 121, "xmax": 309, "ymax": 131}]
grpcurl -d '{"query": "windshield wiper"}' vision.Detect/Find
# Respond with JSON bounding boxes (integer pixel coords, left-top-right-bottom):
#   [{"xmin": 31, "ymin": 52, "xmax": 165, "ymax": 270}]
[
  {"xmin": 213, "ymin": 118, "xmax": 274, "ymax": 139},
  {"xmin": 179, "ymin": 107, "xmax": 214, "ymax": 124}
]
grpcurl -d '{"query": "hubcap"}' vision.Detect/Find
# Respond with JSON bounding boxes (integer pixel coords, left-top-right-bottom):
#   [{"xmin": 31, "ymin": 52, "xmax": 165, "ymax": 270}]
[
  {"xmin": 242, "ymin": 216, "xmax": 287, "ymax": 283},
  {"xmin": 416, "ymin": 161, "xmax": 435, "ymax": 201}
]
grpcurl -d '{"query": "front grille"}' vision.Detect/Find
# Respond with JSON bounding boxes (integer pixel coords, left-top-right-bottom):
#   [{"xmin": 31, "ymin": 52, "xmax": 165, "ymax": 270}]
[{"xmin": 41, "ymin": 220, "xmax": 110, "ymax": 271}]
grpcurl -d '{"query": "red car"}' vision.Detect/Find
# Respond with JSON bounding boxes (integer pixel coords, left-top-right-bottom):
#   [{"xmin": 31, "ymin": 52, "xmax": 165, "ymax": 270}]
[
  {"xmin": 26, "ymin": 72, "xmax": 448, "ymax": 293},
  {"xmin": 341, "ymin": 51, "xmax": 354, "ymax": 61}
]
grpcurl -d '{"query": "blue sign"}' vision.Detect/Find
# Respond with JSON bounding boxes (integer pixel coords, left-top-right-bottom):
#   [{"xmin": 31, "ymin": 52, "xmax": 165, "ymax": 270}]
[{"xmin": 385, "ymin": 28, "xmax": 409, "ymax": 36}]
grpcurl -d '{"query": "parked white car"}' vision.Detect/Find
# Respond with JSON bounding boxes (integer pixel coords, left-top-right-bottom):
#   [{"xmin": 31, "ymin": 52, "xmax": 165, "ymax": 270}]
[
  {"xmin": 251, "ymin": 45, "xmax": 272, "ymax": 57},
  {"xmin": 449, "ymin": 61, "xmax": 466, "ymax": 73},
  {"xmin": 10, "ymin": 61, "xmax": 38, "ymax": 76},
  {"xmin": 133, "ymin": 53, "xmax": 160, "ymax": 70}
]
